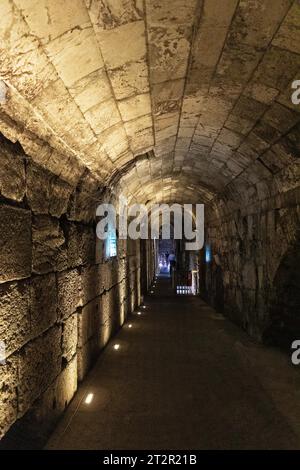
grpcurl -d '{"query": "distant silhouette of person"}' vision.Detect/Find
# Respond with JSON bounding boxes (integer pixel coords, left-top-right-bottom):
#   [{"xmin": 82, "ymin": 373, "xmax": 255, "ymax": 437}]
[
  {"xmin": 168, "ymin": 251, "xmax": 176, "ymax": 275},
  {"xmin": 165, "ymin": 251, "xmax": 169, "ymax": 263}
]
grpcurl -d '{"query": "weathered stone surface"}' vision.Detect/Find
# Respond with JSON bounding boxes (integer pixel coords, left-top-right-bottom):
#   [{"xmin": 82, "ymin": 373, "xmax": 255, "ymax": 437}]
[
  {"xmin": 30, "ymin": 273, "xmax": 57, "ymax": 337},
  {"xmin": 0, "ymin": 281, "xmax": 30, "ymax": 357},
  {"xmin": 206, "ymin": 182, "xmax": 300, "ymax": 340},
  {"xmin": 0, "ymin": 355, "xmax": 18, "ymax": 438},
  {"xmin": 1, "ymin": 0, "xmax": 299, "ymax": 204},
  {"xmin": 55, "ymin": 354, "xmax": 77, "ymax": 409},
  {"xmin": 32, "ymin": 216, "xmax": 67, "ymax": 274},
  {"xmin": 18, "ymin": 326, "xmax": 62, "ymax": 416},
  {"xmin": 1, "ymin": 0, "xmax": 300, "ymax": 444},
  {"xmin": 26, "ymin": 161, "xmax": 74, "ymax": 217},
  {"xmin": 81, "ymin": 265, "xmax": 100, "ymax": 305},
  {"xmin": 78, "ymin": 298, "xmax": 100, "ymax": 348},
  {"xmin": 65, "ymin": 223, "xmax": 95, "ymax": 268},
  {"xmin": 24, "ymin": 355, "xmax": 77, "ymax": 439},
  {"xmin": 0, "ymin": 205, "xmax": 31, "ymax": 283},
  {"xmin": 62, "ymin": 313, "xmax": 78, "ymax": 363},
  {"xmin": 77, "ymin": 338, "xmax": 98, "ymax": 382},
  {"xmin": 100, "ymin": 286, "xmax": 121, "ymax": 334},
  {"xmin": 0, "ymin": 136, "xmax": 25, "ymax": 202},
  {"xmin": 98, "ymin": 259, "xmax": 120, "ymax": 292},
  {"xmin": 57, "ymin": 268, "xmax": 81, "ymax": 319}
]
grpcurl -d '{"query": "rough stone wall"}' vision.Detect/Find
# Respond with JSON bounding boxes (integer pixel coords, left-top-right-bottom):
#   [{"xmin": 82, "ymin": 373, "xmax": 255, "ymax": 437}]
[
  {"xmin": 0, "ymin": 134, "xmax": 143, "ymax": 442},
  {"xmin": 204, "ymin": 162, "xmax": 300, "ymax": 342}
]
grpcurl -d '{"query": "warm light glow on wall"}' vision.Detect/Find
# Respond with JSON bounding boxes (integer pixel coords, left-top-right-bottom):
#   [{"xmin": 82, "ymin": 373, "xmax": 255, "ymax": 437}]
[{"xmin": 113, "ymin": 344, "xmax": 120, "ymax": 350}]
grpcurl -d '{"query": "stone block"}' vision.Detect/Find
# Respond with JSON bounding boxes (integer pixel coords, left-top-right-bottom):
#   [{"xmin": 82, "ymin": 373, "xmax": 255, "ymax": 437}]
[
  {"xmin": 0, "ymin": 354, "xmax": 18, "ymax": 438},
  {"xmin": 118, "ymin": 258, "xmax": 127, "ymax": 282},
  {"xmin": 0, "ymin": 139, "xmax": 25, "ymax": 202},
  {"xmin": 81, "ymin": 265, "xmax": 101, "ymax": 305},
  {"xmin": 98, "ymin": 261, "xmax": 118, "ymax": 292},
  {"xmin": 55, "ymin": 355, "xmax": 77, "ymax": 409},
  {"xmin": 118, "ymin": 278, "xmax": 127, "ymax": 305},
  {"xmin": 129, "ymin": 255, "xmax": 138, "ymax": 272},
  {"xmin": 18, "ymin": 326, "xmax": 62, "ymax": 417},
  {"xmin": 62, "ymin": 312, "xmax": 78, "ymax": 363},
  {"xmin": 77, "ymin": 338, "xmax": 98, "ymax": 382},
  {"xmin": 78, "ymin": 297, "xmax": 100, "ymax": 348},
  {"xmin": 30, "ymin": 273, "xmax": 57, "ymax": 338},
  {"xmin": 0, "ymin": 281, "xmax": 30, "ymax": 356},
  {"xmin": 0, "ymin": 205, "xmax": 31, "ymax": 283},
  {"xmin": 66, "ymin": 223, "xmax": 95, "ymax": 268},
  {"xmin": 100, "ymin": 285, "xmax": 121, "ymax": 331},
  {"xmin": 26, "ymin": 161, "xmax": 73, "ymax": 217},
  {"xmin": 32, "ymin": 216, "xmax": 67, "ymax": 274},
  {"xmin": 57, "ymin": 268, "xmax": 81, "ymax": 319},
  {"xmin": 67, "ymin": 172, "xmax": 101, "ymax": 223},
  {"xmin": 30, "ymin": 355, "xmax": 77, "ymax": 433},
  {"xmin": 98, "ymin": 321, "xmax": 113, "ymax": 351}
]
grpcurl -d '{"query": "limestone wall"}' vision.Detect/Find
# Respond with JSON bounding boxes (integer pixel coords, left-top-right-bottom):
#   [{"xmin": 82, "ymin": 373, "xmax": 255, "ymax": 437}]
[
  {"xmin": 0, "ymin": 134, "xmax": 145, "ymax": 441},
  {"xmin": 204, "ymin": 162, "xmax": 300, "ymax": 342}
]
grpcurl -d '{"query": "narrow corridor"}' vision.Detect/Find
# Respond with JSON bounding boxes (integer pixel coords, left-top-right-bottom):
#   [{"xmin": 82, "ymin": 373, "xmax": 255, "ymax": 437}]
[{"xmin": 46, "ymin": 277, "xmax": 300, "ymax": 450}]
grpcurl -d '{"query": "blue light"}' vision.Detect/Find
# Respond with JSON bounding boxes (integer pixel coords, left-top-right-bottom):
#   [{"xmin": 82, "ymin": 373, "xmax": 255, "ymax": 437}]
[
  {"xmin": 105, "ymin": 226, "xmax": 117, "ymax": 258},
  {"xmin": 205, "ymin": 244, "xmax": 212, "ymax": 263}
]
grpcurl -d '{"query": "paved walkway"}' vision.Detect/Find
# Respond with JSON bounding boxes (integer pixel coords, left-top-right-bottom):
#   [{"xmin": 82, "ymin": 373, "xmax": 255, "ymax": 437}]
[{"xmin": 46, "ymin": 277, "xmax": 300, "ymax": 449}]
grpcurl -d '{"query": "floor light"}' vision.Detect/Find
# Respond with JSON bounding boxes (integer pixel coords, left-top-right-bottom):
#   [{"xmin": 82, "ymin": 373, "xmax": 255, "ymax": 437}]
[{"xmin": 84, "ymin": 393, "xmax": 94, "ymax": 404}]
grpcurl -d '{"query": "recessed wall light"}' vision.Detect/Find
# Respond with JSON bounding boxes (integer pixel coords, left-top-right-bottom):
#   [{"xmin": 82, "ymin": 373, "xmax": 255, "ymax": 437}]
[
  {"xmin": 84, "ymin": 393, "xmax": 94, "ymax": 404},
  {"xmin": 128, "ymin": 324, "xmax": 132, "ymax": 328},
  {"xmin": 113, "ymin": 344, "xmax": 120, "ymax": 350}
]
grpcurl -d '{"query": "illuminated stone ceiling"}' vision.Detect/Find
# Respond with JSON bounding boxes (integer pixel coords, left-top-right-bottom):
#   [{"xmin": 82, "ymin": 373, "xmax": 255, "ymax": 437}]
[{"xmin": 0, "ymin": 0, "xmax": 299, "ymax": 204}]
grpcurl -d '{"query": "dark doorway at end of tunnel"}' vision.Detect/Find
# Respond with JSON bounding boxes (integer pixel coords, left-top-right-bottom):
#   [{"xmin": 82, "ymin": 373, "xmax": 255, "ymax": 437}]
[
  {"xmin": 263, "ymin": 239, "xmax": 300, "ymax": 352},
  {"xmin": 156, "ymin": 238, "xmax": 200, "ymax": 296},
  {"xmin": 158, "ymin": 238, "xmax": 174, "ymax": 277}
]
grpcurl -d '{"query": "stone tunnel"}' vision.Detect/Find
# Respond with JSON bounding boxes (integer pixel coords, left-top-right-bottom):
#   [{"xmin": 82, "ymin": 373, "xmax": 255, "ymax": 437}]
[{"xmin": 0, "ymin": 0, "xmax": 300, "ymax": 451}]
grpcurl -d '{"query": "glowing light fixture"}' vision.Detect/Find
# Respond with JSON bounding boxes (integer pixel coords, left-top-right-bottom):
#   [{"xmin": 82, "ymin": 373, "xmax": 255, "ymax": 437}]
[
  {"xmin": 205, "ymin": 244, "xmax": 212, "ymax": 263},
  {"xmin": 113, "ymin": 344, "xmax": 120, "ymax": 350},
  {"xmin": 84, "ymin": 393, "xmax": 94, "ymax": 404},
  {"xmin": 137, "ymin": 311, "xmax": 141, "ymax": 315},
  {"xmin": 128, "ymin": 324, "xmax": 132, "ymax": 328}
]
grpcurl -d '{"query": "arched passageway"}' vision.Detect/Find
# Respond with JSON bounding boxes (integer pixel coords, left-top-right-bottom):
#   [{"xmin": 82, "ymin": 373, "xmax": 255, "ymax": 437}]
[
  {"xmin": 264, "ymin": 238, "xmax": 300, "ymax": 350},
  {"xmin": 0, "ymin": 0, "xmax": 300, "ymax": 450}
]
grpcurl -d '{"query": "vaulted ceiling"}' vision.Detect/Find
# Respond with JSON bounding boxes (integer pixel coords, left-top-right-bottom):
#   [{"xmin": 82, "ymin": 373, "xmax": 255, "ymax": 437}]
[{"xmin": 0, "ymin": 0, "xmax": 299, "ymax": 205}]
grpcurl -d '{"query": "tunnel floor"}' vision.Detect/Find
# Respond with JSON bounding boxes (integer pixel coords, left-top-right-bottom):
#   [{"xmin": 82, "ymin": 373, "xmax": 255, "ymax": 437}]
[{"xmin": 46, "ymin": 277, "xmax": 300, "ymax": 450}]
